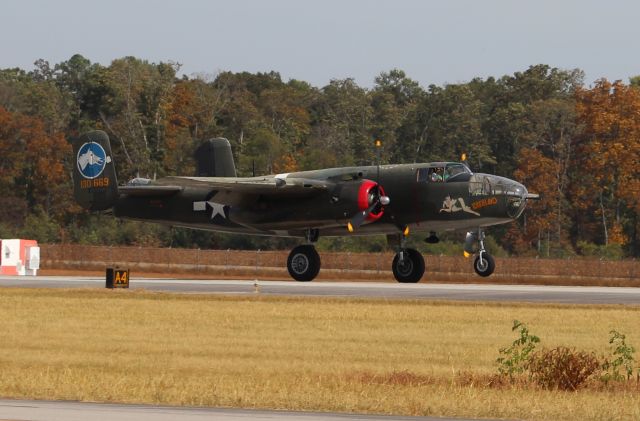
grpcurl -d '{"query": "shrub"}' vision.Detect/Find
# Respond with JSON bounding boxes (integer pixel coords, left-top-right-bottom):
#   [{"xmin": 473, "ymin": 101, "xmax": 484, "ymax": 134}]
[
  {"xmin": 496, "ymin": 320, "xmax": 540, "ymax": 378},
  {"xmin": 601, "ymin": 330, "xmax": 636, "ymax": 382},
  {"xmin": 528, "ymin": 346, "xmax": 600, "ymax": 390},
  {"xmin": 577, "ymin": 241, "xmax": 625, "ymax": 260}
]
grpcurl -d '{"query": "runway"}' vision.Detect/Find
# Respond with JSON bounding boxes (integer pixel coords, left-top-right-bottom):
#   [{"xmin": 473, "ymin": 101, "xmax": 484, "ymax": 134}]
[
  {"xmin": 0, "ymin": 399, "xmax": 479, "ymax": 421},
  {"xmin": 1, "ymin": 275, "xmax": 639, "ymax": 304}
]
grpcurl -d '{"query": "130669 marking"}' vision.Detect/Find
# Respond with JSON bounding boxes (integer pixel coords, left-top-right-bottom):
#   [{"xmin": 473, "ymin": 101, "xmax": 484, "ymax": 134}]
[{"xmin": 80, "ymin": 177, "xmax": 110, "ymax": 189}]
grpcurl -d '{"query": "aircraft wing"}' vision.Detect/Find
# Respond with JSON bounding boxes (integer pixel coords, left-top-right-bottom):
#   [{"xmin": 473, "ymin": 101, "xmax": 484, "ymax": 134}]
[
  {"xmin": 118, "ymin": 176, "xmax": 333, "ymax": 197},
  {"xmin": 165, "ymin": 176, "xmax": 333, "ymax": 195}
]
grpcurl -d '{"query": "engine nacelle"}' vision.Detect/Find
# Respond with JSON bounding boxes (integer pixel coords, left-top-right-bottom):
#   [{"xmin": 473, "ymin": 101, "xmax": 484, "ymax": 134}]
[
  {"xmin": 336, "ymin": 179, "xmax": 386, "ymax": 223},
  {"xmin": 226, "ymin": 178, "xmax": 388, "ymax": 231}
]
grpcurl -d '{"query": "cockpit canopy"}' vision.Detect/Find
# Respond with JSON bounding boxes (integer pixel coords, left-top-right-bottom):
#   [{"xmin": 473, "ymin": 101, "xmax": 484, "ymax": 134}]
[
  {"xmin": 416, "ymin": 162, "xmax": 472, "ymax": 183},
  {"xmin": 468, "ymin": 174, "xmax": 525, "ymax": 197},
  {"xmin": 469, "ymin": 174, "xmax": 528, "ymax": 218}
]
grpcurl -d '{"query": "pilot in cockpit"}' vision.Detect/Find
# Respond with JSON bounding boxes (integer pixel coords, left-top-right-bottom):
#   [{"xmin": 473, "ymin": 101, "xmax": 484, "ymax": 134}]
[{"xmin": 430, "ymin": 167, "xmax": 444, "ymax": 182}]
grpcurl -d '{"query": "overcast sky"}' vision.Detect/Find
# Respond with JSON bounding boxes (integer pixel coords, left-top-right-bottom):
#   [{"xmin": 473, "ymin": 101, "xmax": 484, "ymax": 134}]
[{"xmin": 2, "ymin": 0, "xmax": 639, "ymax": 88}]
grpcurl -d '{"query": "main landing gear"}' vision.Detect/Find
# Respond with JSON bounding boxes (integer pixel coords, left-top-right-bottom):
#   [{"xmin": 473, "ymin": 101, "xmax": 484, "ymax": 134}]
[
  {"xmin": 287, "ymin": 244, "xmax": 321, "ymax": 282},
  {"xmin": 285, "ymin": 228, "xmax": 495, "ymax": 283},
  {"xmin": 389, "ymin": 233, "xmax": 425, "ymax": 283},
  {"xmin": 392, "ymin": 248, "xmax": 425, "ymax": 283},
  {"xmin": 287, "ymin": 229, "xmax": 321, "ymax": 282},
  {"xmin": 286, "ymin": 229, "xmax": 427, "ymax": 283},
  {"xmin": 465, "ymin": 229, "xmax": 495, "ymax": 277}
]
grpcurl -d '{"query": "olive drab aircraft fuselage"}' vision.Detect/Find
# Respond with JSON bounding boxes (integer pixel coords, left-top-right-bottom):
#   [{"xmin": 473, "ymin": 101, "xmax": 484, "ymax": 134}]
[{"xmin": 72, "ymin": 131, "xmax": 538, "ymax": 283}]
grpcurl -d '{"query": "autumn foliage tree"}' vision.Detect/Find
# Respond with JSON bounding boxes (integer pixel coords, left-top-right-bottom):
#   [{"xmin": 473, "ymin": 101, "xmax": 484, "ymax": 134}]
[
  {"xmin": 0, "ymin": 55, "xmax": 639, "ymax": 256},
  {"xmin": 0, "ymin": 106, "xmax": 72, "ymax": 233},
  {"xmin": 506, "ymin": 147, "xmax": 561, "ymax": 255},
  {"xmin": 573, "ymin": 80, "xmax": 640, "ymax": 251}
]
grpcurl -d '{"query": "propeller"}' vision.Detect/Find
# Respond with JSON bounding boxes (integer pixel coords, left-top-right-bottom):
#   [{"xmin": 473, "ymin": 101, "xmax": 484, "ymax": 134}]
[
  {"xmin": 348, "ymin": 186, "xmax": 390, "ymax": 232},
  {"xmin": 347, "ymin": 140, "xmax": 390, "ymax": 232}
]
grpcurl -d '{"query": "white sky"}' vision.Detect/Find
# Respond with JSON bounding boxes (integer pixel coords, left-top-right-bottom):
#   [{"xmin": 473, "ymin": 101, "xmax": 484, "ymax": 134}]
[{"xmin": 2, "ymin": 0, "xmax": 639, "ymax": 88}]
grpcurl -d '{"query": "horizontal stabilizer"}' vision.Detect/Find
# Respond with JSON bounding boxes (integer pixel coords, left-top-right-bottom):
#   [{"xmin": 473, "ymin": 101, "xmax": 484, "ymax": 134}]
[{"xmin": 118, "ymin": 185, "xmax": 183, "ymax": 196}]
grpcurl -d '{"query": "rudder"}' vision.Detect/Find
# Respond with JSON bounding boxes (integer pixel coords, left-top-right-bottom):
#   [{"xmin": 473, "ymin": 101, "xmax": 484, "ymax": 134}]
[
  {"xmin": 71, "ymin": 130, "xmax": 119, "ymax": 211},
  {"xmin": 194, "ymin": 138, "xmax": 237, "ymax": 177}
]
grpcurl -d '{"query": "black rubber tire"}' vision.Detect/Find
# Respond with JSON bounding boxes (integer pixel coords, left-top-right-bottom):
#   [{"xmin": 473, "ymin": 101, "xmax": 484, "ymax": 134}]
[
  {"xmin": 474, "ymin": 253, "xmax": 495, "ymax": 277},
  {"xmin": 392, "ymin": 248, "xmax": 425, "ymax": 283},
  {"xmin": 287, "ymin": 245, "xmax": 321, "ymax": 282}
]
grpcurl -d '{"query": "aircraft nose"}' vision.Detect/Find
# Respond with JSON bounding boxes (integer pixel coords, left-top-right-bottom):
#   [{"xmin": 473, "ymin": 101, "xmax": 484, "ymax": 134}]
[{"xmin": 505, "ymin": 181, "xmax": 528, "ymax": 218}]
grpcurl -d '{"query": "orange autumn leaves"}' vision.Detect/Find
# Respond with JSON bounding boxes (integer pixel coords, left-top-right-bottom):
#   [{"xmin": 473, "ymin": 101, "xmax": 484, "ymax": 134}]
[
  {"xmin": 574, "ymin": 80, "xmax": 640, "ymax": 215},
  {"xmin": 510, "ymin": 80, "xmax": 640, "ymax": 252},
  {"xmin": 0, "ymin": 106, "xmax": 72, "ymax": 219}
]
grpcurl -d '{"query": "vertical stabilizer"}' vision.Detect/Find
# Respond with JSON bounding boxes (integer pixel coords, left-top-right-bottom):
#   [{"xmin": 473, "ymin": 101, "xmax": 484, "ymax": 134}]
[
  {"xmin": 71, "ymin": 130, "xmax": 119, "ymax": 210},
  {"xmin": 195, "ymin": 138, "xmax": 236, "ymax": 177}
]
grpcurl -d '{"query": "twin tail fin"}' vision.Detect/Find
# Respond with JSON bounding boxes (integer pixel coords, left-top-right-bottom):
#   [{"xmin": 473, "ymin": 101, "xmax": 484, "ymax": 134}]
[{"xmin": 71, "ymin": 130, "xmax": 118, "ymax": 211}]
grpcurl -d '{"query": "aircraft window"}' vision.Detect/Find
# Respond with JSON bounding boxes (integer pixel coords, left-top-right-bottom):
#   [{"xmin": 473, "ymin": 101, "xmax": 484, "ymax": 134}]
[
  {"xmin": 469, "ymin": 175, "xmax": 492, "ymax": 196},
  {"xmin": 493, "ymin": 182, "xmax": 505, "ymax": 195},
  {"xmin": 417, "ymin": 167, "xmax": 445, "ymax": 183},
  {"xmin": 444, "ymin": 163, "xmax": 469, "ymax": 181},
  {"xmin": 430, "ymin": 167, "xmax": 445, "ymax": 182},
  {"xmin": 416, "ymin": 168, "xmax": 429, "ymax": 182}
]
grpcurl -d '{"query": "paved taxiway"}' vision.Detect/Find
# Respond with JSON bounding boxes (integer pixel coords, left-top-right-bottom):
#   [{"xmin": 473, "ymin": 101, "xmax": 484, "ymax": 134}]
[
  {"xmin": 0, "ymin": 399, "xmax": 484, "ymax": 421},
  {"xmin": 0, "ymin": 275, "xmax": 639, "ymax": 304}
]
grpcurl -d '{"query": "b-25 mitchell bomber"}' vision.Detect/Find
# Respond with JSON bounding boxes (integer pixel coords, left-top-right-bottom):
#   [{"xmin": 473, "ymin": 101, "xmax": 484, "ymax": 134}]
[{"xmin": 72, "ymin": 131, "xmax": 537, "ymax": 283}]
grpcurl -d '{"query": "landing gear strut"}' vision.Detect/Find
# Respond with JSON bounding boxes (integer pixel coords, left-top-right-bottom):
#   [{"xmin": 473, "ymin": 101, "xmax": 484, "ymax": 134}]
[
  {"xmin": 465, "ymin": 229, "xmax": 495, "ymax": 277},
  {"xmin": 389, "ymin": 234, "xmax": 425, "ymax": 283}
]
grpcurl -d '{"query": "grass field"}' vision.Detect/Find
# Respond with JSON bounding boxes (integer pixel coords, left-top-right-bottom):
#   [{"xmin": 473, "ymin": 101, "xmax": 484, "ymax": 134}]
[{"xmin": 0, "ymin": 288, "xmax": 638, "ymax": 420}]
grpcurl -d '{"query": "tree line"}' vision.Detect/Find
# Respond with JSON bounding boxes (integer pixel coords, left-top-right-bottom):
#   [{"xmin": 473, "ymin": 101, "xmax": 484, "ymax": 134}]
[{"xmin": 0, "ymin": 55, "xmax": 638, "ymax": 258}]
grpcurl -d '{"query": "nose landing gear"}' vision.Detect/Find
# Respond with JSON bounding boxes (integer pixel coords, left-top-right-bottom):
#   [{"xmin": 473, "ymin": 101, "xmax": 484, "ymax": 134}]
[
  {"xmin": 465, "ymin": 229, "xmax": 495, "ymax": 277},
  {"xmin": 474, "ymin": 252, "xmax": 495, "ymax": 277}
]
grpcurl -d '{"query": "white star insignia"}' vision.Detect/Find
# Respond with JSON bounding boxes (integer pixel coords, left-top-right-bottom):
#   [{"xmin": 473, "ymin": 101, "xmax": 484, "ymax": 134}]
[
  {"xmin": 207, "ymin": 201, "xmax": 227, "ymax": 219},
  {"xmin": 193, "ymin": 201, "xmax": 227, "ymax": 220}
]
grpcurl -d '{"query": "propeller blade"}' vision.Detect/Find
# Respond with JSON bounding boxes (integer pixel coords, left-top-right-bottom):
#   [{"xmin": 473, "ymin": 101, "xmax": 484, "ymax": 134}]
[
  {"xmin": 349, "ymin": 199, "xmax": 379, "ymax": 229},
  {"xmin": 347, "ymin": 139, "xmax": 387, "ymax": 233}
]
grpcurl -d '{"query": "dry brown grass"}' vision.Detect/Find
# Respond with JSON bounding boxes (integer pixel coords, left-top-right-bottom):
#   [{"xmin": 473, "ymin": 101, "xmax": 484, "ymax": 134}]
[{"xmin": 0, "ymin": 288, "xmax": 638, "ymax": 420}]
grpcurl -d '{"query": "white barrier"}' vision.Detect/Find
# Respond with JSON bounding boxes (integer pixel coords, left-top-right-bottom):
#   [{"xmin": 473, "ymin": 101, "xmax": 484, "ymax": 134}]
[{"xmin": 0, "ymin": 239, "xmax": 40, "ymax": 276}]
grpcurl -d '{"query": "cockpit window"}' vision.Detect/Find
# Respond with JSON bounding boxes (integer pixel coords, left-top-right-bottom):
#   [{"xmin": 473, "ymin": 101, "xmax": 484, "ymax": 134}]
[
  {"xmin": 417, "ymin": 164, "xmax": 470, "ymax": 183},
  {"xmin": 431, "ymin": 167, "xmax": 445, "ymax": 182},
  {"xmin": 469, "ymin": 174, "xmax": 513, "ymax": 196},
  {"xmin": 444, "ymin": 163, "xmax": 470, "ymax": 181},
  {"xmin": 469, "ymin": 174, "xmax": 492, "ymax": 196},
  {"xmin": 417, "ymin": 167, "xmax": 445, "ymax": 183},
  {"xmin": 417, "ymin": 168, "xmax": 429, "ymax": 182}
]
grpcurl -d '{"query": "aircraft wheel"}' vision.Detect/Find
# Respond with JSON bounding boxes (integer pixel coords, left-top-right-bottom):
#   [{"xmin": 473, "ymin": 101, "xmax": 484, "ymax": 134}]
[
  {"xmin": 474, "ymin": 253, "xmax": 495, "ymax": 277},
  {"xmin": 392, "ymin": 248, "xmax": 425, "ymax": 283},
  {"xmin": 287, "ymin": 245, "xmax": 321, "ymax": 282}
]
